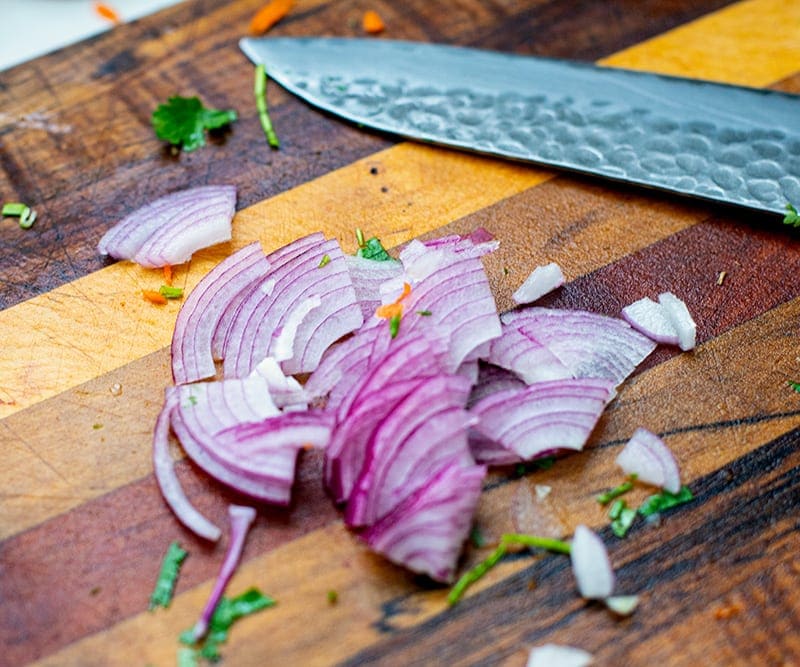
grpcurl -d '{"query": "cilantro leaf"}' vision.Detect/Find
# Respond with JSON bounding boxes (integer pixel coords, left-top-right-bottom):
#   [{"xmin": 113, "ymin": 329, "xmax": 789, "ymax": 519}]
[
  {"xmin": 357, "ymin": 236, "xmax": 392, "ymax": 262},
  {"xmin": 151, "ymin": 96, "xmax": 237, "ymax": 152},
  {"xmin": 784, "ymin": 203, "xmax": 800, "ymax": 228},
  {"xmin": 149, "ymin": 541, "xmax": 187, "ymax": 610},
  {"xmin": 788, "ymin": 380, "xmax": 800, "ymax": 393},
  {"xmin": 638, "ymin": 485, "xmax": 694, "ymax": 518}
]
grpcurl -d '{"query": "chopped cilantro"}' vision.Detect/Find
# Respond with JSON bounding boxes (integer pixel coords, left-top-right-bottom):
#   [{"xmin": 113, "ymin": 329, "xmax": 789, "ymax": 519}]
[
  {"xmin": 181, "ymin": 588, "xmax": 276, "ymax": 661},
  {"xmin": 788, "ymin": 380, "xmax": 800, "ymax": 393},
  {"xmin": 784, "ymin": 203, "xmax": 800, "ymax": 228},
  {"xmin": 389, "ymin": 314, "xmax": 401, "ymax": 338},
  {"xmin": 149, "ymin": 541, "xmax": 187, "ymax": 610},
  {"xmin": 596, "ymin": 476, "xmax": 637, "ymax": 505},
  {"xmin": 159, "ymin": 285, "xmax": 184, "ymax": 299},
  {"xmin": 318, "ymin": 254, "xmax": 331, "ymax": 268},
  {"xmin": 327, "ymin": 590, "xmax": 338, "ymax": 605},
  {"xmin": 416, "ymin": 310, "xmax": 432, "ymax": 316},
  {"xmin": 610, "ymin": 501, "xmax": 637, "ymax": 538},
  {"xmin": 151, "ymin": 96, "xmax": 237, "ymax": 152},
  {"xmin": 638, "ymin": 485, "xmax": 694, "ymax": 518},
  {"xmin": 357, "ymin": 236, "xmax": 392, "ymax": 261}
]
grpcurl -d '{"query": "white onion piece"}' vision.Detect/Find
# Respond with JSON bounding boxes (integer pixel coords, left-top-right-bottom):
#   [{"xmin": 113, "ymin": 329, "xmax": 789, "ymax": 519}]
[
  {"xmin": 658, "ymin": 292, "xmax": 697, "ymax": 351},
  {"xmin": 345, "ymin": 254, "xmax": 404, "ymax": 320},
  {"xmin": 470, "ymin": 378, "xmax": 615, "ymax": 461},
  {"xmin": 362, "ymin": 461, "xmax": 487, "ymax": 583},
  {"xmin": 152, "ymin": 389, "xmax": 222, "ymax": 542},
  {"xmin": 222, "ymin": 233, "xmax": 363, "ymax": 377},
  {"xmin": 527, "ymin": 644, "xmax": 593, "ymax": 667},
  {"xmin": 97, "ymin": 185, "xmax": 236, "ymax": 268},
  {"xmin": 513, "ymin": 262, "xmax": 565, "ymax": 304},
  {"xmin": 501, "ymin": 308, "xmax": 656, "ymax": 386},
  {"xmin": 621, "ymin": 296, "xmax": 679, "ymax": 346},
  {"xmin": 172, "ymin": 242, "xmax": 270, "ymax": 385},
  {"xmin": 605, "ymin": 595, "xmax": 640, "ymax": 616},
  {"xmin": 487, "ymin": 324, "xmax": 572, "ymax": 384},
  {"xmin": 191, "ymin": 505, "xmax": 256, "ymax": 641},
  {"xmin": 616, "ymin": 427, "xmax": 681, "ymax": 493},
  {"xmin": 571, "ymin": 524, "xmax": 615, "ymax": 599},
  {"xmin": 249, "ymin": 357, "xmax": 307, "ymax": 410},
  {"xmin": 344, "ymin": 374, "xmax": 474, "ymax": 527}
]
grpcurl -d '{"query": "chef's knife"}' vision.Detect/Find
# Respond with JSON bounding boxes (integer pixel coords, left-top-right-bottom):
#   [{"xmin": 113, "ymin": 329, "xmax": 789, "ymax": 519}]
[{"xmin": 240, "ymin": 37, "xmax": 799, "ymax": 215}]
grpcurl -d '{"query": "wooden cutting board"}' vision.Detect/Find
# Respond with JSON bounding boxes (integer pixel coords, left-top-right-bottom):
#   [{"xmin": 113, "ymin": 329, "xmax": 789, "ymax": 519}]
[{"xmin": 1, "ymin": 0, "xmax": 799, "ymax": 664}]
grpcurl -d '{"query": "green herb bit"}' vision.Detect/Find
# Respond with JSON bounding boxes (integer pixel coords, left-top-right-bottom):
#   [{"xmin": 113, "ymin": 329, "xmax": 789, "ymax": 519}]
[
  {"xmin": 469, "ymin": 525, "xmax": 486, "ymax": 548},
  {"xmin": 149, "ymin": 541, "xmax": 188, "ymax": 610},
  {"xmin": 151, "ymin": 96, "xmax": 237, "ymax": 152},
  {"xmin": 784, "ymin": 203, "xmax": 800, "ymax": 228},
  {"xmin": 327, "ymin": 590, "xmax": 338, "ymax": 605},
  {"xmin": 389, "ymin": 314, "xmax": 401, "ymax": 338},
  {"xmin": 355, "ymin": 227, "xmax": 366, "ymax": 248},
  {"xmin": 610, "ymin": 503, "xmax": 638, "ymax": 538},
  {"xmin": 417, "ymin": 309, "xmax": 432, "ymax": 316},
  {"xmin": 159, "ymin": 285, "xmax": 184, "ymax": 299},
  {"xmin": 254, "ymin": 64, "xmax": 280, "ymax": 149},
  {"xmin": 181, "ymin": 588, "xmax": 276, "ymax": 661},
  {"xmin": 3, "ymin": 202, "xmax": 37, "ymax": 229},
  {"xmin": 596, "ymin": 476, "xmax": 637, "ymax": 505},
  {"xmin": 788, "ymin": 380, "xmax": 800, "ymax": 393},
  {"xmin": 514, "ymin": 456, "xmax": 556, "ymax": 477},
  {"xmin": 638, "ymin": 485, "xmax": 694, "ymax": 518},
  {"xmin": 318, "ymin": 254, "xmax": 331, "ymax": 268},
  {"xmin": 608, "ymin": 498, "xmax": 625, "ymax": 521},
  {"xmin": 178, "ymin": 647, "xmax": 199, "ymax": 667},
  {"xmin": 501, "ymin": 533, "xmax": 572, "ymax": 555},
  {"xmin": 357, "ymin": 236, "xmax": 392, "ymax": 262}
]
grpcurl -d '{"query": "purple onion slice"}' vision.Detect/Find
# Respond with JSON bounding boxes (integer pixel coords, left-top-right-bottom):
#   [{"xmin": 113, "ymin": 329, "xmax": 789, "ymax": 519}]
[
  {"xmin": 570, "ymin": 524, "xmax": 615, "ymax": 599},
  {"xmin": 616, "ymin": 427, "xmax": 681, "ymax": 493}
]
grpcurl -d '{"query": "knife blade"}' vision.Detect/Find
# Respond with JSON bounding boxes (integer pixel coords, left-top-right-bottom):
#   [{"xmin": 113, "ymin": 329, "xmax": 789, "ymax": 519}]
[{"xmin": 240, "ymin": 37, "xmax": 800, "ymax": 215}]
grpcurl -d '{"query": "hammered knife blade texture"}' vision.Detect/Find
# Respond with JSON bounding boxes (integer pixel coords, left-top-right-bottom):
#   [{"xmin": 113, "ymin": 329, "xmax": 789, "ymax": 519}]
[{"xmin": 241, "ymin": 37, "xmax": 800, "ymax": 215}]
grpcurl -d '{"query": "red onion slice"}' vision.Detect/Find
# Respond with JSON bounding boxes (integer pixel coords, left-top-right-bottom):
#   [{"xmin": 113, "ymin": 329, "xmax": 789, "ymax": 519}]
[
  {"xmin": 616, "ymin": 427, "xmax": 681, "ymax": 493},
  {"xmin": 416, "ymin": 228, "xmax": 500, "ymax": 260},
  {"xmin": 345, "ymin": 255, "xmax": 404, "ymax": 320},
  {"xmin": 527, "ymin": 644, "xmax": 593, "ymax": 667},
  {"xmin": 190, "ymin": 505, "xmax": 256, "ymax": 641},
  {"xmin": 513, "ymin": 262, "xmax": 565, "ymax": 304},
  {"xmin": 621, "ymin": 296, "xmax": 680, "ymax": 346},
  {"xmin": 172, "ymin": 242, "xmax": 271, "ymax": 385},
  {"xmin": 570, "ymin": 524, "xmax": 615, "ymax": 599},
  {"xmin": 152, "ymin": 389, "xmax": 222, "ymax": 542},
  {"xmin": 362, "ymin": 460, "xmax": 487, "ymax": 583},
  {"xmin": 470, "ymin": 378, "xmax": 615, "ymax": 461},
  {"xmin": 249, "ymin": 357, "xmax": 307, "ymax": 410},
  {"xmin": 501, "ymin": 308, "xmax": 656, "ymax": 386},
  {"xmin": 658, "ymin": 292, "xmax": 696, "ymax": 351},
  {"xmin": 97, "ymin": 185, "xmax": 236, "ymax": 268},
  {"xmin": 487, "ymin": 324, "xmax": 572, "ymax": 384}
]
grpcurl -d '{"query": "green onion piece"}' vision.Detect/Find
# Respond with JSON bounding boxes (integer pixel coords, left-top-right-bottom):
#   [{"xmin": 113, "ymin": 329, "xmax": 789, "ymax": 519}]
[
  {"xmin": 159, "ymin": 285, "xmax": 184, "ymax": 299},
  {"xmin": 355, "ymin": 227, "xmax": 366, "ymax": 248},
  {"xmin": 448, "ymin": 542, "xmax": 507, "ymax": 606},
  {"xmin": 596, "ymin": 476, "xmax": 637, "ymax": 505},
  {"xmin": 389, "ymin": 314, "xmax": 401, "ymax": 338},
  {"xmin": 254, "ymin": 64, "xmax": 280, "ymax": 149},
  {"xmin": 638, "ymin": 485, "xmax": 694, "ymax": 518},
  {"xmin": 501, "ymin": 533, "xmax": 572, "ymax": 555},
  {"xmin": 149, "ymin": 541, "xmax": 188, "ymax": 610},
  {"xmin": 2, "ymin": 202, "xmax": 28, "ymax": 216},
  {"xmin": 611, "ymin": 505, "xmax": 638, "ymax": 538},
  {"xmin": 784, "ymin": 203, "xmax": 800, "ymax": 227},
  {"xmin": 608, "ymin": 498, "xmax": 625, "ymax": 521},
  {"xmin": 2, "ymin": 202, "xmax": 37, "ymax": 229},
  {"xmin": 318, "ymin": 254, "xmax": 331, "ymax": 268},
  {"xmin": 19, "ymin": 207, "xmax": 36, "ymax": 229},
  {"xmin": 327, "ymin": 590, "xmax": 338, "ymax": 605},
  {"xmin": 417, "ymin": 309, "xmax": 432, "ymax": 316}
]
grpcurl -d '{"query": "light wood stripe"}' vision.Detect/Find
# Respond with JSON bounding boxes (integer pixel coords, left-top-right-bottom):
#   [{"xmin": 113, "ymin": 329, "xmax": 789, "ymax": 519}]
[
  {"xmin": 34, "ymin": 292, "xmax": 800, "ymax": 666},
  {"xmin": 3, "ymin": 0, "xmax": 799, "ymax": 420}
]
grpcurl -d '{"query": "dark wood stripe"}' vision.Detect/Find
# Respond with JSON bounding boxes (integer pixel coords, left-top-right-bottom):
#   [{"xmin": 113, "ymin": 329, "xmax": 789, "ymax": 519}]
[
  {"xmin": 339, "ymin": 427, "xmax": 800, "ymax": 665},
  {"xmin": 0, "ymin": 0, "xmax": 741, "ymax": 309}
]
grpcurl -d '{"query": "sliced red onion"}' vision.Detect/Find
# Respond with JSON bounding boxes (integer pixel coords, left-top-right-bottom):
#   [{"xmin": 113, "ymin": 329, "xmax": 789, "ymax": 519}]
[
  {"xmin": 658, "ymin": 292, "xmax": 696, "ymax": 351},
  {"xmin": 249, "ymin": 357, "xmax": 308, "ymax": 410},
  {"xmin": 191, "ymin": 505, "xmax": 256, "ymax": 641},
  {"xmin": 621, "ymin": 296, "xmax": 680, "ymax": 346},
  {"xmin": 417, "ymin": 228, "xmax": 500, "ymax": 259},
  {"xmin": 616, "ymin": 427, "xmax": 681, "ymax": 493},
  {"xmin": 487, "ymin": 324, "xmax": 572, "ymax": 384},
  {"xmin": 172, "ymin": 242, "xmax": 270, "ymax": 385},
  {"xmin": 345, "ymin": 255, "xmax": 404, "ymax": 320},
  {"xmin": 501, "ymin": 308, "xmax": 656, "ymax": 386},
  {"xmin": 467, "ymin": 363, "xmax": 526, "ymax": 408},
  {"xmin": 512, "ymin": 262, "xmax": 565, "ymax": 304},
  {"xmin": 362, "ymin": 460, "xmax": 486, "ymax": 583},
  {"xmin": 470, "ymin": 378, "xmax": 615, "ymax": 461},
  {"xmin": 152, "ymin": 389, "xmax": 222, "ymax": 542},
  {"xmin": 97, "ymin": 185, "xmax": 236, "ymax": 268},
  {"xmin": 527, "ymin": 644, "xmax": 593, "ymax": 667},
  {"xmin": 571, "ymin": 524, "xmax": 615, "ymax": 599},
  {"xmin": 344, "ymin": 374, "xmax": 474, "ymax": 527},
  {"xmin": 270, "ymin": 295, "xmax": 322, "ymax": 362},
  {"xmin": 222, "ymin": 234, "xmax": 363, "ymax": 378}
]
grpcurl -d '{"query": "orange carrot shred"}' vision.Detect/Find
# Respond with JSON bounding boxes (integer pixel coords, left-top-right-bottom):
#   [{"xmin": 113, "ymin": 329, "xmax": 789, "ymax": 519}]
[
  {"xmin": 250, "ymin": 0, "xmax": 293, "ymax": 35},
  {"xmin": 375, "ymin": 282, "xmax": 411, "ymax": 319},
  {"xmin": 162, "ymin": 264, "xmax": 173, "ymax": 286},
  {"xmin": 94, "ymin": 2, "xmax": 121, "ymax": 24},
  {"xmin": 142, "ymin": 289, "xmax": 168, "ymax": 305},
  {"xmin": 362, "ymin": 10, "xmax": 385, "ymax": 34}
]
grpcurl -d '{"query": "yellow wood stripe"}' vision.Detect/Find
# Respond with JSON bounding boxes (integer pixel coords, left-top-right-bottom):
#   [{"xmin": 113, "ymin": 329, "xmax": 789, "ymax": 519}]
[
  {"xmin": 1, "ymin": 0, "xmax": 799, "ymax": 420},
  {"xmin": 35, "ymin": 293, "xmax": 800, "ymax": 666}
]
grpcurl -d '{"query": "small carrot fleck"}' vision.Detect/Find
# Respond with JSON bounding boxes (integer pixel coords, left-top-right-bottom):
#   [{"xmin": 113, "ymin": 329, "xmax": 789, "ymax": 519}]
[
  {"xmin": 94, "ymin": 2, "xmax": 121, "ymax": 24},
  {"xmin": 375, "ymin": 302, "xmax": 403, "ymax": 320},
  {"xmin": 250, "ymin": 0, "xmax": 293, "ymax": 35},
  {"xmin": 162, "ymin": 264, "xmax": 173, "ymax": 286},
  {"xmin": 142, "ymin": 289, "xmax": 168, "ymax": 305},
  {"xmin": 362, "ymin": 10, "xmax": 385, "ymax": 34}
]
